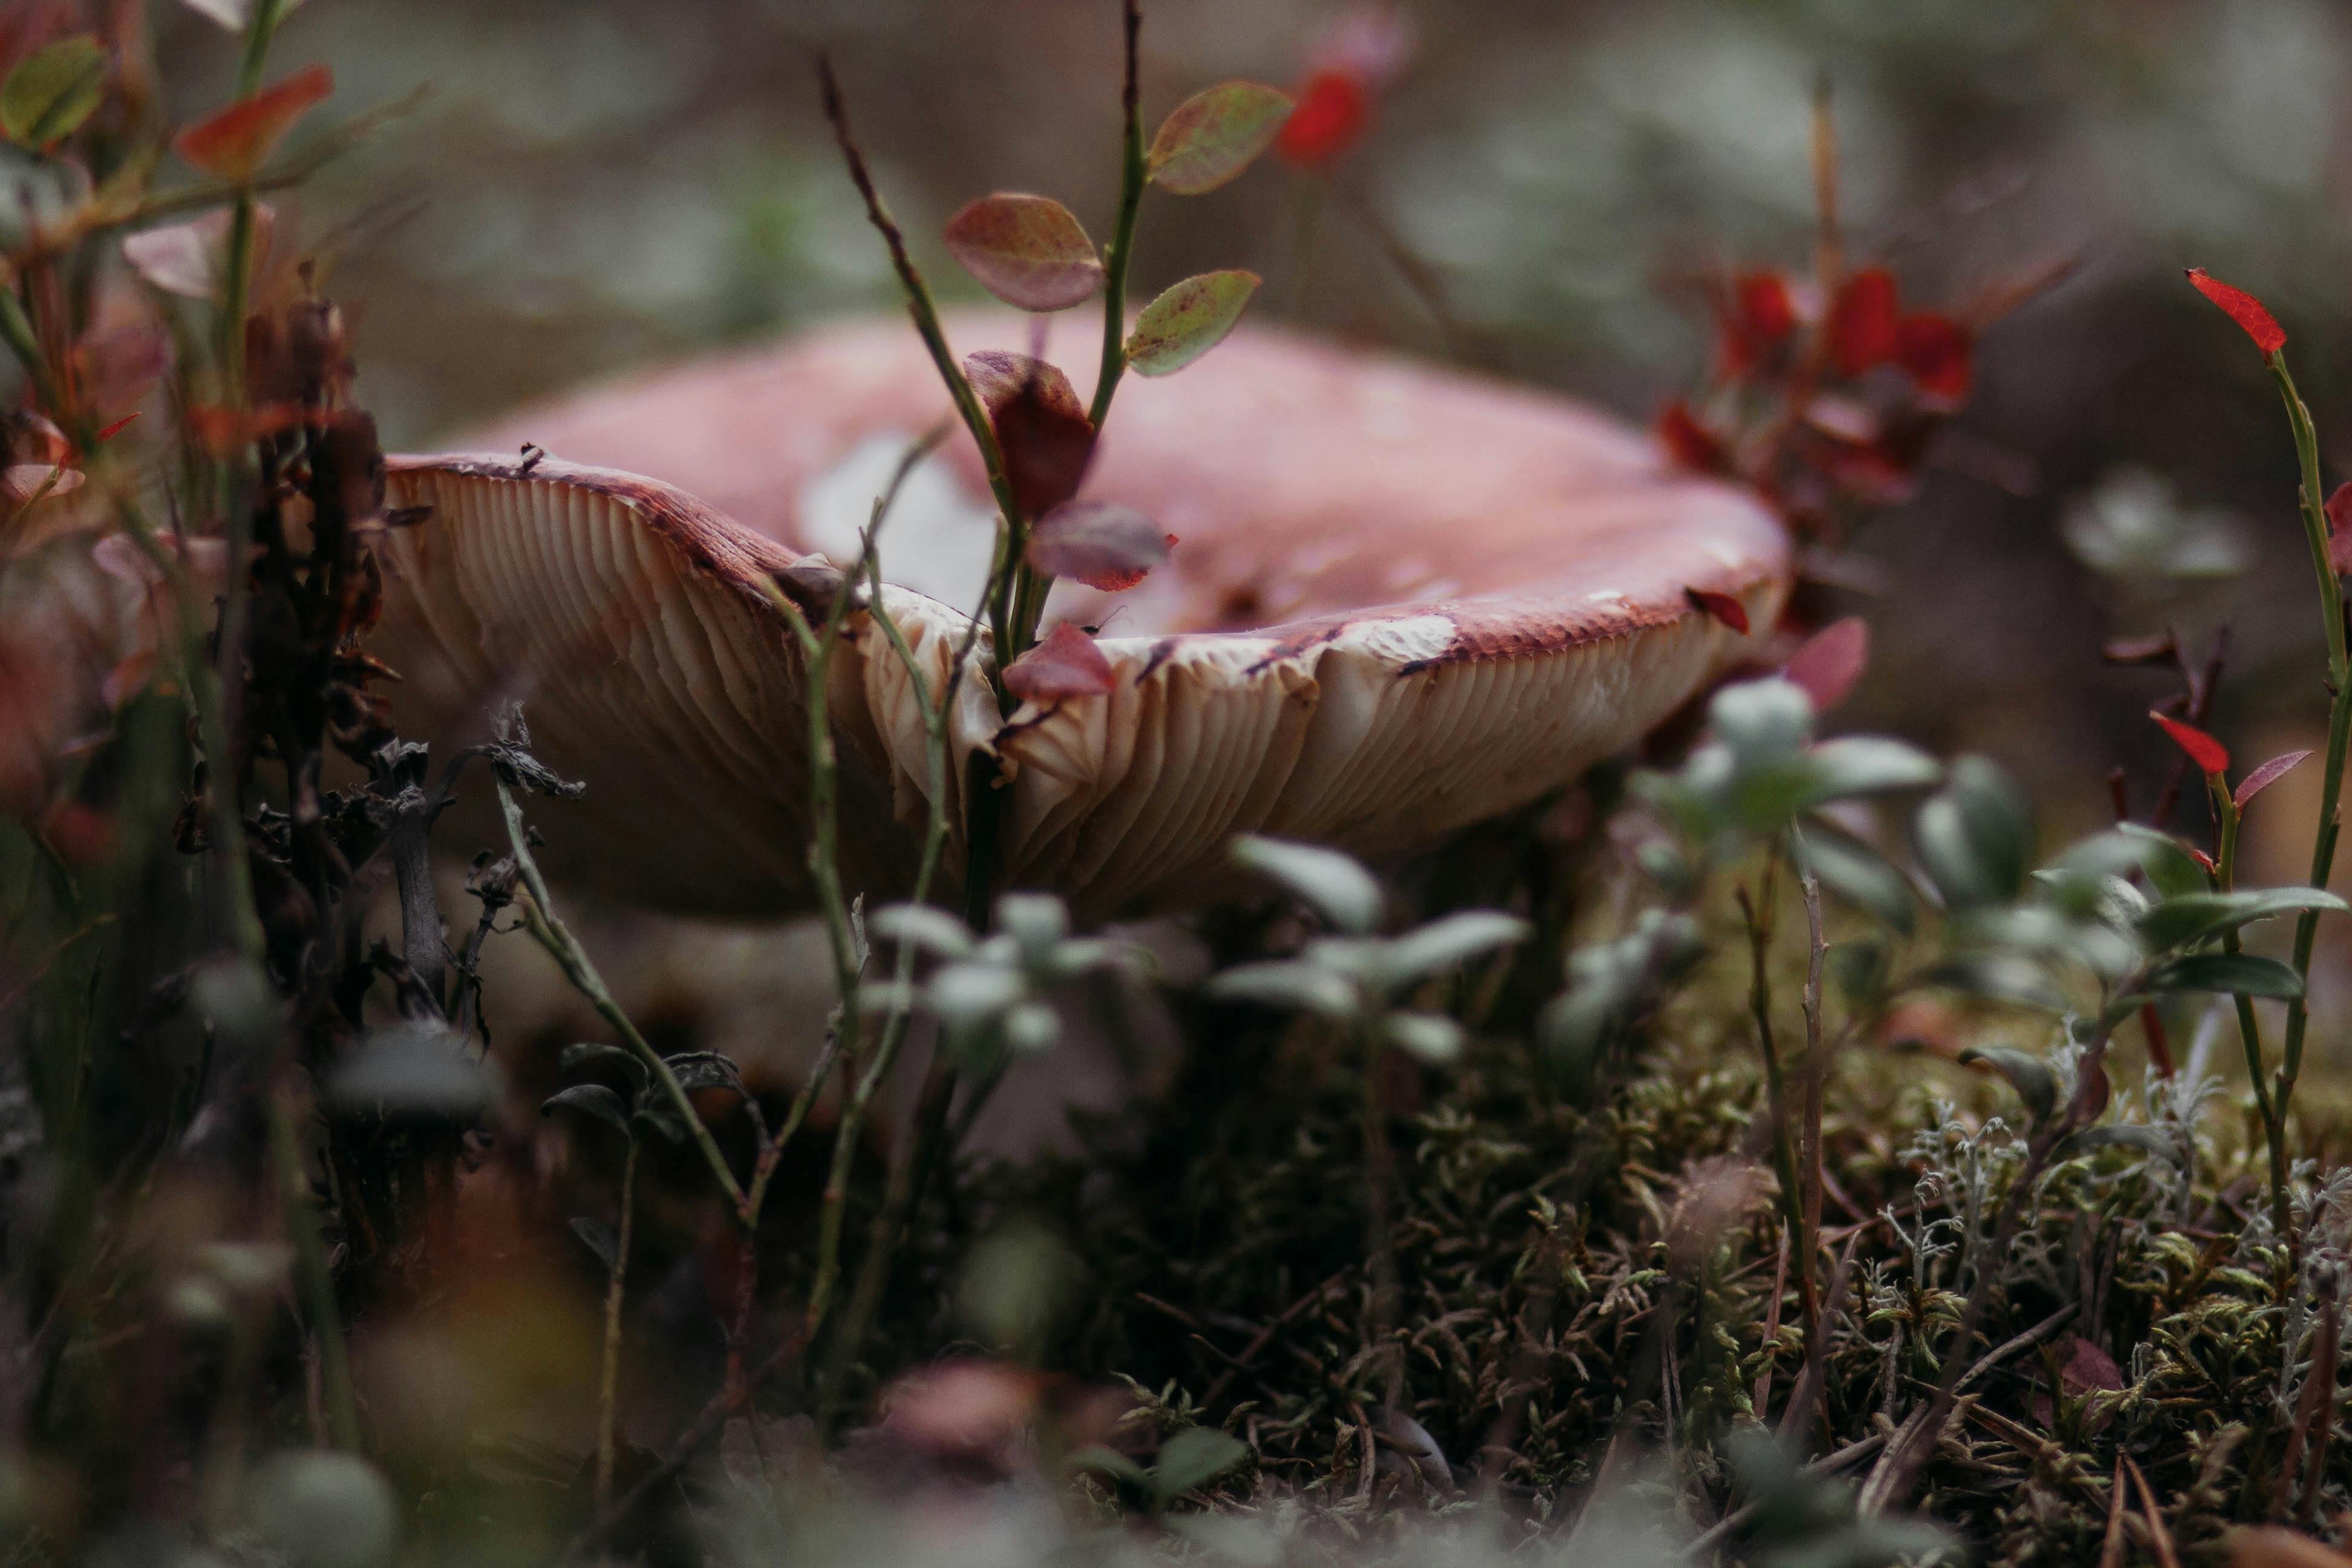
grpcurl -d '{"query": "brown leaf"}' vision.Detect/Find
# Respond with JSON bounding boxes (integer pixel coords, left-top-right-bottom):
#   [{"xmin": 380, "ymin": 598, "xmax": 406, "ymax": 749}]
[
  {"xmin": 1026, "ymin": 501, "xmax": 1172, "ymax": 591},
  {"xmin": 1002, "ymin": 621, "xmax": 1114, "ymax": 703},
  {"xmin": 942, "ymin": 193, "xmax": 1103, "ymax": 313},
  {"xmin": 964, "ymin": 350, "xmax": 1096, "ymax": 521},
  {"xmin": 1782, "ymin": 617, "xmax": 1869, "ymax": 713}
]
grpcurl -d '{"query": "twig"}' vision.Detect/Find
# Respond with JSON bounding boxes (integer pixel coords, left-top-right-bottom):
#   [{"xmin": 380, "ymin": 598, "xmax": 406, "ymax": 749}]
[
  {"xmin": 564, "ymin": 1330, "xmax": 808, "ymax": 1558},
  {"xmin": 594, "ymin": 1135, "xmax": 638, "ymax": 1509},
  {"xmin": 815, "ymin": 56, "xmax": 1036, "ymax": 666},
  {"xmin": 498, "ymin": 780, "xmax": 745, "ymax": 1212},
  {"xmin": 2126, "ymin": 1455, "xmax": 2184, "ymax": 1568}
]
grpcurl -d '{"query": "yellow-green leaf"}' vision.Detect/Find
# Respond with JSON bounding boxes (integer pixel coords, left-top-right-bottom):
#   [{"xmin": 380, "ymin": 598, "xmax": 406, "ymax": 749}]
[
  {"xmin": 2, "ymin": 35, "xmax": 108, "ymax": 148},
  {"xmin": 1146, "ymin": 82, "xmax": 1293, "ymax": 195},
  {"xmin": 1123, "ymin": 270, "xmax": 1261, "ymax": 377}
]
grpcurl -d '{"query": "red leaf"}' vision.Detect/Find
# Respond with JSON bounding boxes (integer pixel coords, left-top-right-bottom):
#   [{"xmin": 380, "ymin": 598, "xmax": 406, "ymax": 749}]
[
  {"xmin": 1894, "ymin": 312, "xmax": 1973, "ymax": 402},
  {"xmin": 2060, "ymin": 1336, "xmax": 2124, "ymax": 1394},
  {"xmin": 1683, "ymin": 587, "xmax": 1749, "ymax": 635},
  {"xmin": 1656, "ymin": 400, "xmax": 1728, "ymax": 474},
  {"xmin": 172, "ymin": 63, "xmax": 332, "ymax": 182},
  {"xmin": 2233, "ymin": 749, "xmax": 2313, "ymax": 810},
  {"xmin": 2150, "ymin": 710, "xmax": 2228, "ymax": 776},
  {"xmin": 1826, "ymin": 267, "xmax": 1901, "ymax": 377},
  {"xmin": 1718, "ymin": 272, "xmax": 1795, "ymax": 376},
  {"xmin": 1002, "ymin": 621, "xmax": 1115, "ymax": 702},
  {"xmin": 2326, "ymin": 482, "xmax": 2352, "ymax": 578},
  {"xmin": 942, "ymin": 193, "xmax": 1103, "ymax": 313},
  {"xmin": 2184, "ymin": 267, "xmax": 2285, "ymax": 356},
  {"xmin": 963, "ymin": 350, "xmax": 1097, "ymax": 521},
  {"xmin": 1782, "ymin": 616, "xmax": 1870, "ymax": 713},
  {"xmin": 92, "ymin": 410, "xmax": 137, "ymax": 442},
  {"xmin": 1273, "ymin": 68, "xmax": 1370, "ymax": 167},
  {"xmin": 2187, "ymin": 845, "xmax": 2218, "ymax": 875},
  {"xmin": 1026, "ymin": 501, "xmax": 1172, "ymax": 592}
]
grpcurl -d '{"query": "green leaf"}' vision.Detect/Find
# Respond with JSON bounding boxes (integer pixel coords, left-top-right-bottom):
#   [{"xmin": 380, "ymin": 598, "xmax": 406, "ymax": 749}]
[
  {"xmin": 1125, "ymin": 270, "xmax": 1261, "ymax": 377},
  {"xmin": 1920, "ymin": 953, "xmax": 2070, "ymax": 1013},
  {"xmin": 1068, "ymin": 1444, "xmax": 1149, "ymax": 1487},
  {"xmin": 2051, "ymin": 1123, "xmax": 2185, "ymax": 1167},
  {"xmin": 1635, "ymin": 838, "xmax": 1696, "ymax": 899},
  {"xmin": 867, "ymin": 903, "xmax": 976, "ymax": 958},
  {"xmin": 1146, "ymin": 82, "xmax": 1293, "ymax": 194},
  {"xmin": 1381, "ymin": 1010, "xmax": 1465, "ymax": 1065},
  {"xmin": 661, "ymin": 1050, "xmax": 744, "ymax": 1096},
  {"xmin": 1802, "ymin": 736, "xmax": 1944, "ymax": 803},
  {"xmin": 1708, "ymin": 679, "xmax": 1813, "ymax": 761},
  {"xmin": 1958, "ymin": 1046, "xmax": 2058, "ymax": 1126},
  {"xmin": 1372, "ymin": 910, "xmax": 1529, "ymax": 990},
  {"xmin": 2, "ymin": 36, "xmax": 108, "ymax": 148},
  {"xmin": 2138, "ymin": 887, "xmax": 2350, "ymax": 951},
  {"xmin": 927, "ymin": 961, "xmax": 1028, "ymax": 1027},
  {"xmin": 1792, "ymin": 821, "xmax": 1915, "ymax": 933},
  {"xmin": 941, "ymin": 192, "xmax": 1104, "ymax": 312},
  {"xmin": 2147, "ymin": 951, "xmax": 2305, "ymax": 999},
  {"xmin": 569, "ymin": 1216, "xmax": 620, "ymax": 1272},
  {"xmin": 1944, "ymin": 756, "xmax": 2033, "ymax": 898},
  {"xmin": 1206, "ymin": 959, "xmax": 1357, "ymax": 1018},
  {"xmin": 633, "ymin": 1100, "xmax": 691, "ymax": 1144},
  {"xmin": 1150, "ymin": 1426, "xmax": 1251, "ymax": 1505},
  {"xmin": 558, "ymin": 1042, "xmax": 647, "ymax": 1086},
  {"xmin": 541, "ymin": 1083, "xmax": 630, "ymax": 1136},
  {"xmin": 2111, "ymin": 824, "xmax": 2210, "ymax": 901},
  {"xmin": 1229, "ymin": 834, "xmax": 1382, "ymax": 934}
]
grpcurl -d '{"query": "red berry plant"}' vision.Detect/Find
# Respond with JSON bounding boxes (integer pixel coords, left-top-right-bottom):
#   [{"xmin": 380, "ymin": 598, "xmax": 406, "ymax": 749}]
[{"xmin": 1656, "ymin": 96, "xmax": 2003, "ymax": 544}]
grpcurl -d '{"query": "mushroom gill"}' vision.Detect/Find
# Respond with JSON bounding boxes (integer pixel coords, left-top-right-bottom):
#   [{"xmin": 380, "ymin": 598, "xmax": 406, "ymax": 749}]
[{"xmin": 371, "ymin": 312, "xmax": 1791, "ymax": 921}]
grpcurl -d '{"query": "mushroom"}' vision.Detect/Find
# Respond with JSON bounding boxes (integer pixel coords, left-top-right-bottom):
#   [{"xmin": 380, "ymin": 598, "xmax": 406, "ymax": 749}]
[{"xmin": 372, "ymin": 312, "xmax": 1789, "ymax": 921}]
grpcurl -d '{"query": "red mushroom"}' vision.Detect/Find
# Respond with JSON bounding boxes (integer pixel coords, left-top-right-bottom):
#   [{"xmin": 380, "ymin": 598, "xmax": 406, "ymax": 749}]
[{"xmin": 371, "ymin": 313, "xmax": 1789, "ymax": 920}]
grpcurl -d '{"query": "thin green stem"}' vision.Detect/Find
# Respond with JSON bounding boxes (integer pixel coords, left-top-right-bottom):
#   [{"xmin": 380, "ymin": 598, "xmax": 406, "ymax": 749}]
[
  {"xmin": 497, "ymin": 780, "xmax": 747, "ymax": 1214},
  {"xmin": 2213, "ymin": 777, "xmax": 2288, "ymax": 1236},
  {"xmin": 235, "ymin": 0, "xmax": 284, "ymax": 96},
  {"xmin": 0, "ymin": 287, "xmax": 66, "ymax": 420},
  {"xmin": 805, "ymin": 573, "xmax": 962, "ymax": 1341},
  {"xmin": 267, "ymin": 1085, "xmax": 359, "ymax": 1451},
  {"xmin": 1088, "ymin": 0, "xmax": 1146, "ymax": 432},
  {"xmin": 2263, "ymin": 351, "xmax": 2352, "ymax": 1243}
]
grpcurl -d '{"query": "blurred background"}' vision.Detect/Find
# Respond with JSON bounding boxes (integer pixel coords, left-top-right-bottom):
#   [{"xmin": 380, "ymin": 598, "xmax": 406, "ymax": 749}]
[{"xmin": 153, "ymin": 0, "xmax": 2352, "ymax": 1073}]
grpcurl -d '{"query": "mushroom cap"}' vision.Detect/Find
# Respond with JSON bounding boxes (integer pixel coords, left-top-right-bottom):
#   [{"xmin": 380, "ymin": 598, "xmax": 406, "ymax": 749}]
[{"xmin": 373, "ymin": 313, "xmax": 1789, "ymax": 920}]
